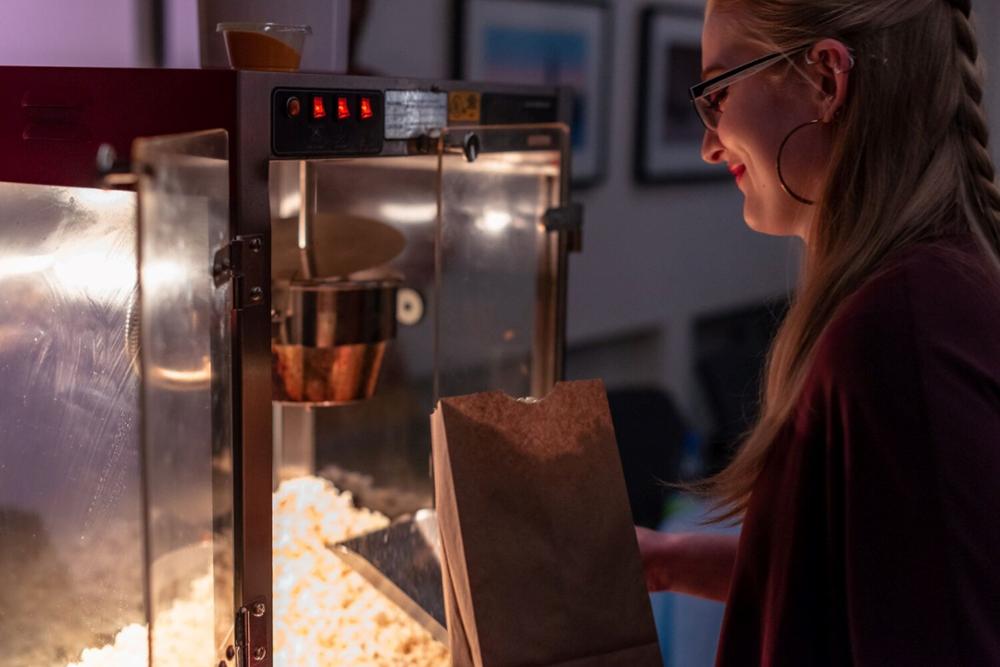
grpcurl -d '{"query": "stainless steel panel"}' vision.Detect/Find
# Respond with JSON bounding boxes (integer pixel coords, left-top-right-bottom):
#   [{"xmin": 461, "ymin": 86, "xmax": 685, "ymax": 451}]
[
  {"xmin": 235, "ymin": 78, "xmax": 278, "ymax": 667},
  {"xmin": 0, "ymin": 183, "xmax": 141, "ymax": 667}
]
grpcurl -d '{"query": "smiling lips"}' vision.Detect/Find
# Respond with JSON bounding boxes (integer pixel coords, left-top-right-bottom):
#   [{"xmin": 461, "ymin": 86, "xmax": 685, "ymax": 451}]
[{"xmin": 729, "ymin": 164, "xmax": 746, "ymax": 182}]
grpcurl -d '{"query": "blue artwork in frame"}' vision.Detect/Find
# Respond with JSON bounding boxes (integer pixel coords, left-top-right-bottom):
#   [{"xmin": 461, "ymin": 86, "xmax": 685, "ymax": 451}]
[
  {"xmin": 459, "ymin": 0, "xmax": 610, "ymax": 187},
  {"xmin": 482, "ymin": 27, "xmax": 589, "ymax": 150}
]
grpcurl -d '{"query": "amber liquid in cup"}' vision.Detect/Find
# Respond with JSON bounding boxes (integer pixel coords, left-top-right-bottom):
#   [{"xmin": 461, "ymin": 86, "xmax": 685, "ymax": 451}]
[{"xmin": 223, "ymin": 31, "xmax": 302, "ymax": 71}]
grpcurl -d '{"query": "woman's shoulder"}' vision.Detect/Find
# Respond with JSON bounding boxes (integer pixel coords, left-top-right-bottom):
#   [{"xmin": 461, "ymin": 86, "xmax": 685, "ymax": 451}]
[
  {"xmin": 788, "ymin": 236, "xmax": 1000, "ymax": 456},
  {"xmin": 811, "ymin": 236, "xmax": 1000, "ymax": 385}
]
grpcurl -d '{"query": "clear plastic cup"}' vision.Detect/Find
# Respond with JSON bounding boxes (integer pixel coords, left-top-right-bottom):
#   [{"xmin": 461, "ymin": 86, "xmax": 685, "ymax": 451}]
[{"xmin": 217, "ymin": 23, "xmax": 311, "ymax": 71}]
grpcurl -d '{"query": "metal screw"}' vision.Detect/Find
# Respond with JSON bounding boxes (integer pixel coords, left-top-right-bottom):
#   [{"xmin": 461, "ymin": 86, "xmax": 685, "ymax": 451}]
[
  {"xmin": 250, "ymin": 287, "xmax": 264, "ymax": 303},
  {"xmin": 249, "ymin": 237, "xmax": 263, "ymax": 253},
  {"xmin": 253, "ymin": 647, "xmax": 267, "ymax": 661},
  {"xmin": 226, "ymin": 645, "xmax": 236, "ymax": 660},
  {"xmin": 252, "ymin": 602, "xmax": 266, "ymax": 617},
  {"xmin": 219, "ymin": 661, "xmax": 227, "ymax": 667}
]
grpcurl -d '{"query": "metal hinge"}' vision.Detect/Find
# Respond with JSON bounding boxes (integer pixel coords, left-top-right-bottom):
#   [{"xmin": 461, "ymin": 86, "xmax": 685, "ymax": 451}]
[
  {"xmin": 543, "ymin": 203, "xmax": 584, "ymax": 253},
  {"xmin": 235, "ymin": 597, "xmax": 269, "ymax": 666},
  {"xmin": 213, "ymin": 235, "xmax": 266, "ymax": 310}
]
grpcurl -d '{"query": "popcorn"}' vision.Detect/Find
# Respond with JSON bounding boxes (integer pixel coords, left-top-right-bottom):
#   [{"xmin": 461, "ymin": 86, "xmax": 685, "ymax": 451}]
[
  {"xmin": 272, "ymin": 476, "xmax": 449, "ymax": 667},
  {"xmin": 67, "ymin": 574, "xmax": 213, "ymax": 667},
  {"xmin": 67, "ymin": 476, "xmax": 449, "ymax": 667}
]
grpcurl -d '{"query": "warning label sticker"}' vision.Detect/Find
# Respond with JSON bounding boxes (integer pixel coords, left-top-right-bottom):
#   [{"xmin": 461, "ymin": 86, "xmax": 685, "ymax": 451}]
[{"xmin": 448, "ymin": 91, "xmax": 482, "ymax": 123}]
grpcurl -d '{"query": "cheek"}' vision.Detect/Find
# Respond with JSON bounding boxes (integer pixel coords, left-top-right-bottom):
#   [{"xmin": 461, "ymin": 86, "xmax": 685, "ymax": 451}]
[
  {"xmin": 720, "ymin": 92, "xmax": 789, "ymax": 172},
  {"xmin": 720, "ymin": 92, "xmax": 812, "ymax": 234}
]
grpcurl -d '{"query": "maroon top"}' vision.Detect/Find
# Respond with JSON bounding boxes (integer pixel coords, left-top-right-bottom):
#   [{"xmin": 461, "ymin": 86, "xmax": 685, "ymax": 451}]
[{"xmin": 716, "ymin": 238, "xmax": 1000, "ymax": 666}]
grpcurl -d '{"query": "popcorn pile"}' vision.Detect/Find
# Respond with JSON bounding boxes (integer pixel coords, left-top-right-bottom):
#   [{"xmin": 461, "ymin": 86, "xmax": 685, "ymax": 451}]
[
  {"xmin": 272, "ymin": 476, "xmax": 449, "ymax": 667},
  {"xmin": 66, "ymin": 476, "xmax": 449, "ymax": 667},
  {"xmin": 67, "ymin": 573, "xmax": 214, "ymax": 667}
]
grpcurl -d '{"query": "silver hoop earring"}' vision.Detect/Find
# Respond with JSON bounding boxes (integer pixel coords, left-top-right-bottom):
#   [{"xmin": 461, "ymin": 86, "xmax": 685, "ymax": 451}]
[
  {"xmin": 776, "ymin": 119, "xmax": 821, "ymax": 206},
  {"xmin": 833, "ymin": 55, "xmax": 856, "ymax": 74}
]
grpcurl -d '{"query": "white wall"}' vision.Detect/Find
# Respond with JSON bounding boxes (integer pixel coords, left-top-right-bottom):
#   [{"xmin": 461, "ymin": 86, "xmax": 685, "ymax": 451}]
[
  {"xmin": 356, "ymin": 0, "xmax": 453, "ymax": 77},
  {"xmin": 0, "ymin": 0, "xmax": 147, "ymax": 66}
]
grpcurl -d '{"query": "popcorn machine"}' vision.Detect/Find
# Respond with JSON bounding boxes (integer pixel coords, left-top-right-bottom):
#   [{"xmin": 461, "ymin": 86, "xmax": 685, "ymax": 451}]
[{"xmin": 0, "ymin": 66, "xmax": 578, "ymax": 667}]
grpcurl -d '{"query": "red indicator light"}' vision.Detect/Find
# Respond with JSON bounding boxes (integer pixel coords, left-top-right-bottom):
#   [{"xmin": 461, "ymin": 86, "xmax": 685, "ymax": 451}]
[
  {"xmin": 286, "ymin": 97, "xmax": 301, "ymax": 118},
  {"xmin": 312, "ymin": 96, "xmax": 326, "ymax": 119},
  {"xmin": 337, "ymin": 97, "xmax": 351, "ymax": 120},
  {"xmin": 360, "ymin": 97, "xmax": 374, "ymax": 120}
]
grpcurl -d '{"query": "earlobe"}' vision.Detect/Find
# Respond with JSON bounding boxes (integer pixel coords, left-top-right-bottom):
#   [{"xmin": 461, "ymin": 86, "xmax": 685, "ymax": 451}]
[
  {"xmin": 822, "ymin": 94, "xmax": 844, "ymax": 123},
  {"xmin": 826, "ymin": 68, "xmax": 851, "ymax": 122}
]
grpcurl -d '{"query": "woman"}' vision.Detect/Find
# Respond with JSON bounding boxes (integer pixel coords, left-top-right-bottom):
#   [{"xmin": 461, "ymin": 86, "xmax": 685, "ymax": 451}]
[{"xmin": 638, "ymin": 0, "xmax": 1000, "ymax": 664}]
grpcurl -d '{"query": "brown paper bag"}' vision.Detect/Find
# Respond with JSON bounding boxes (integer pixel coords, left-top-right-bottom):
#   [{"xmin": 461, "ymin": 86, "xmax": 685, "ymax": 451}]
[{"xmin": 431, "ymin": 379, "xmax": 662, "ymax": 667}]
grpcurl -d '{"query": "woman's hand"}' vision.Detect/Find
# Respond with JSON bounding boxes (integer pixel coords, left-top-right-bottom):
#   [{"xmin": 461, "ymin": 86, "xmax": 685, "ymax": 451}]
[
  {"xmin": 635, "ymin": 526, "xmax": 676, "ymax": 592},
  {"xmin": 634, "ymin": 527, "xmax": 740, "ymax": 602}
]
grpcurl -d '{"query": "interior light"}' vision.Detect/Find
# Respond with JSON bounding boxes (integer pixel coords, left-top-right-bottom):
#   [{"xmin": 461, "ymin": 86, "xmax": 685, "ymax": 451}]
[
  {"xmin": 477, "ymin": 210, "xmax": 513, "ymax": 235},
  {"xmin": 0, "ymin": 253, "xmax": 54, "ymax": 279},
  {"xmin": 378, "ymin": 202, "xmax": 438, "ymax": 225}
]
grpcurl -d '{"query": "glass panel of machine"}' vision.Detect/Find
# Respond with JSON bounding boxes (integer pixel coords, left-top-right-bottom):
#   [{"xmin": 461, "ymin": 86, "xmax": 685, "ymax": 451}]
[
  {"xmin": 134, "ymin": 130, "xmax": 234, "ymax": 666},
  {"xmin": 264, "ymin": 124, "xmax": 565, "ymax": 664},
  {"xmin": 437, "ymin": 126, "xmax": 564, "ymax": 400},
  {"xmin": 268, "ymin": 155, "xmax": 451, "ymax": 665},
  {"xmin": 270, "ymin": 156, "xmax": 440, "ymax": 517},
  {"xmin": 0, "ymin": 183, "xmax": 142, "ymax": 667}
]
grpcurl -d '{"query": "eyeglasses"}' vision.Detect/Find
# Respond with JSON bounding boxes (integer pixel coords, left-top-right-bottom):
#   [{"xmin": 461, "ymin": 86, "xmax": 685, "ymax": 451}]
[{"xmin": 689, "ymin": 46, "xmax": 811, "ymax": 131}]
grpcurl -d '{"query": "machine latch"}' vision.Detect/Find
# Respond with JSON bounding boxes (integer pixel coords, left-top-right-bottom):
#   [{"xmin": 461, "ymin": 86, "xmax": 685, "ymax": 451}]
[
  {"xmin": 213, "ymin": 235, "xmax": 266, "ymax": 309},
  {"xmin": 543, "ymin": 203, "xmax": 584, "ymax": 253},
  {"xmin": 96, "ymin": 143, "xmax": 140, "ymax": 189},
  {"xmin": 235, "ymin": 598, "xmax": 270, "ymax": 666}
]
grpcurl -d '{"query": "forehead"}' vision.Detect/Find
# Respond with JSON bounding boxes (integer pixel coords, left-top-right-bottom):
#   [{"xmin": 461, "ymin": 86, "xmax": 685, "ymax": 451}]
[{"xmin": 701, "ymin": 6, "xmax": 761, "ymax": 74}]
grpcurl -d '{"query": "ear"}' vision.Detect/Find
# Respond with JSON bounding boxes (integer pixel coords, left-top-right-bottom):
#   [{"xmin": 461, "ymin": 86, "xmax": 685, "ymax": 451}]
[{"xmin": 805, "ymin": 39, "xmax": 853, "ymax": 123}]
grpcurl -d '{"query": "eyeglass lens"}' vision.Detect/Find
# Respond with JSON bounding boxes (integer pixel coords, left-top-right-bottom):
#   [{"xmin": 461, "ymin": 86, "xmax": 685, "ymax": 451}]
[{"xmin": 693, "ymin": 95, "xmax": 720, "ymax": 131}]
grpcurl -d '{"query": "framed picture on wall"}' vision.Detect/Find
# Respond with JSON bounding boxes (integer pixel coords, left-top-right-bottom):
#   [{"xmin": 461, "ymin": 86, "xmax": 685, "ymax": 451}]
[
  {"xmin": 635, "ymin": 5, "xmax": 728, "ymax": 183},
  {"xmin": 456, "ymin": 0, "xmax": 610, "ymax": 187}
]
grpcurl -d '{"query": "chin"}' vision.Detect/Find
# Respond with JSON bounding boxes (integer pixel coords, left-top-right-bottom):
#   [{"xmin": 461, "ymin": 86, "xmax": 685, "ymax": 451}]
[
  {"xmin": 743, "ymin": 202, "xmax": 799, "ymax": 237},
  {"xmin": 743, "ymin": 205, "xmax": 775, "ymax": 236},
  {"xmin": 746, "ymin": 220, "xmax": 795, "ymax": 237}
]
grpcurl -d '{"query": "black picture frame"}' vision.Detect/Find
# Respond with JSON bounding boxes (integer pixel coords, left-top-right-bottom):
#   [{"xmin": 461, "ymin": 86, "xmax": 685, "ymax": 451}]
[
  {"xmin": 635, "ymin": 5, "xmax": 728, "ymax": 183},
  {"xmin": 455, "ymin": 0, "xmax": 611, "ymax": 188}
]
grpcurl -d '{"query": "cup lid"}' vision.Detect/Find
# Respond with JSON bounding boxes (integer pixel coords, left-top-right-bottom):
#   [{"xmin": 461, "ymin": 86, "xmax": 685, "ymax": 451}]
[{"xmin": 216, "ymin": 22, "xmax": 311, "ymax": 34}]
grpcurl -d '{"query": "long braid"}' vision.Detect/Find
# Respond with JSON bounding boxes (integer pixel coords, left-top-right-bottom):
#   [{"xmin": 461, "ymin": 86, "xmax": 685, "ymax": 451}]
[{"xmin": 948, "ymin": 0, "xmax": 1000, "ymax": 235}]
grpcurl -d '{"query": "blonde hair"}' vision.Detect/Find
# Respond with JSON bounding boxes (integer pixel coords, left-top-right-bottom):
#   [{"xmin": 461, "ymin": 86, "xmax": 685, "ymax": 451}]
[{"xmin": 701, "ymin": 0, "xmax": 1000, "ymax": 519}]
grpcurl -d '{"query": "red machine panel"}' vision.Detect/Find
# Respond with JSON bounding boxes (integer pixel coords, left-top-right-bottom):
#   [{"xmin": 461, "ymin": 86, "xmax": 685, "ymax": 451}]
[{"xmin": 0, "ymin": 67, "xmax": 237, "ymax": 188}]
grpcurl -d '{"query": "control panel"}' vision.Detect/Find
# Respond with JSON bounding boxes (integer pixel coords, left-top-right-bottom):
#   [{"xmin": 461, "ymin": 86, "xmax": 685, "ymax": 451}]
[{"xmin": 272, "ymin": 88, "xmax": 384, "ymax": 157}]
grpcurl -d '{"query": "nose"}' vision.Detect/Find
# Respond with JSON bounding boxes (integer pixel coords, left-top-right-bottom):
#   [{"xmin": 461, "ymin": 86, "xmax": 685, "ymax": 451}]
[{"xmin": 701, "ymin": 129, "xmax": 724, "ymax": 164}]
